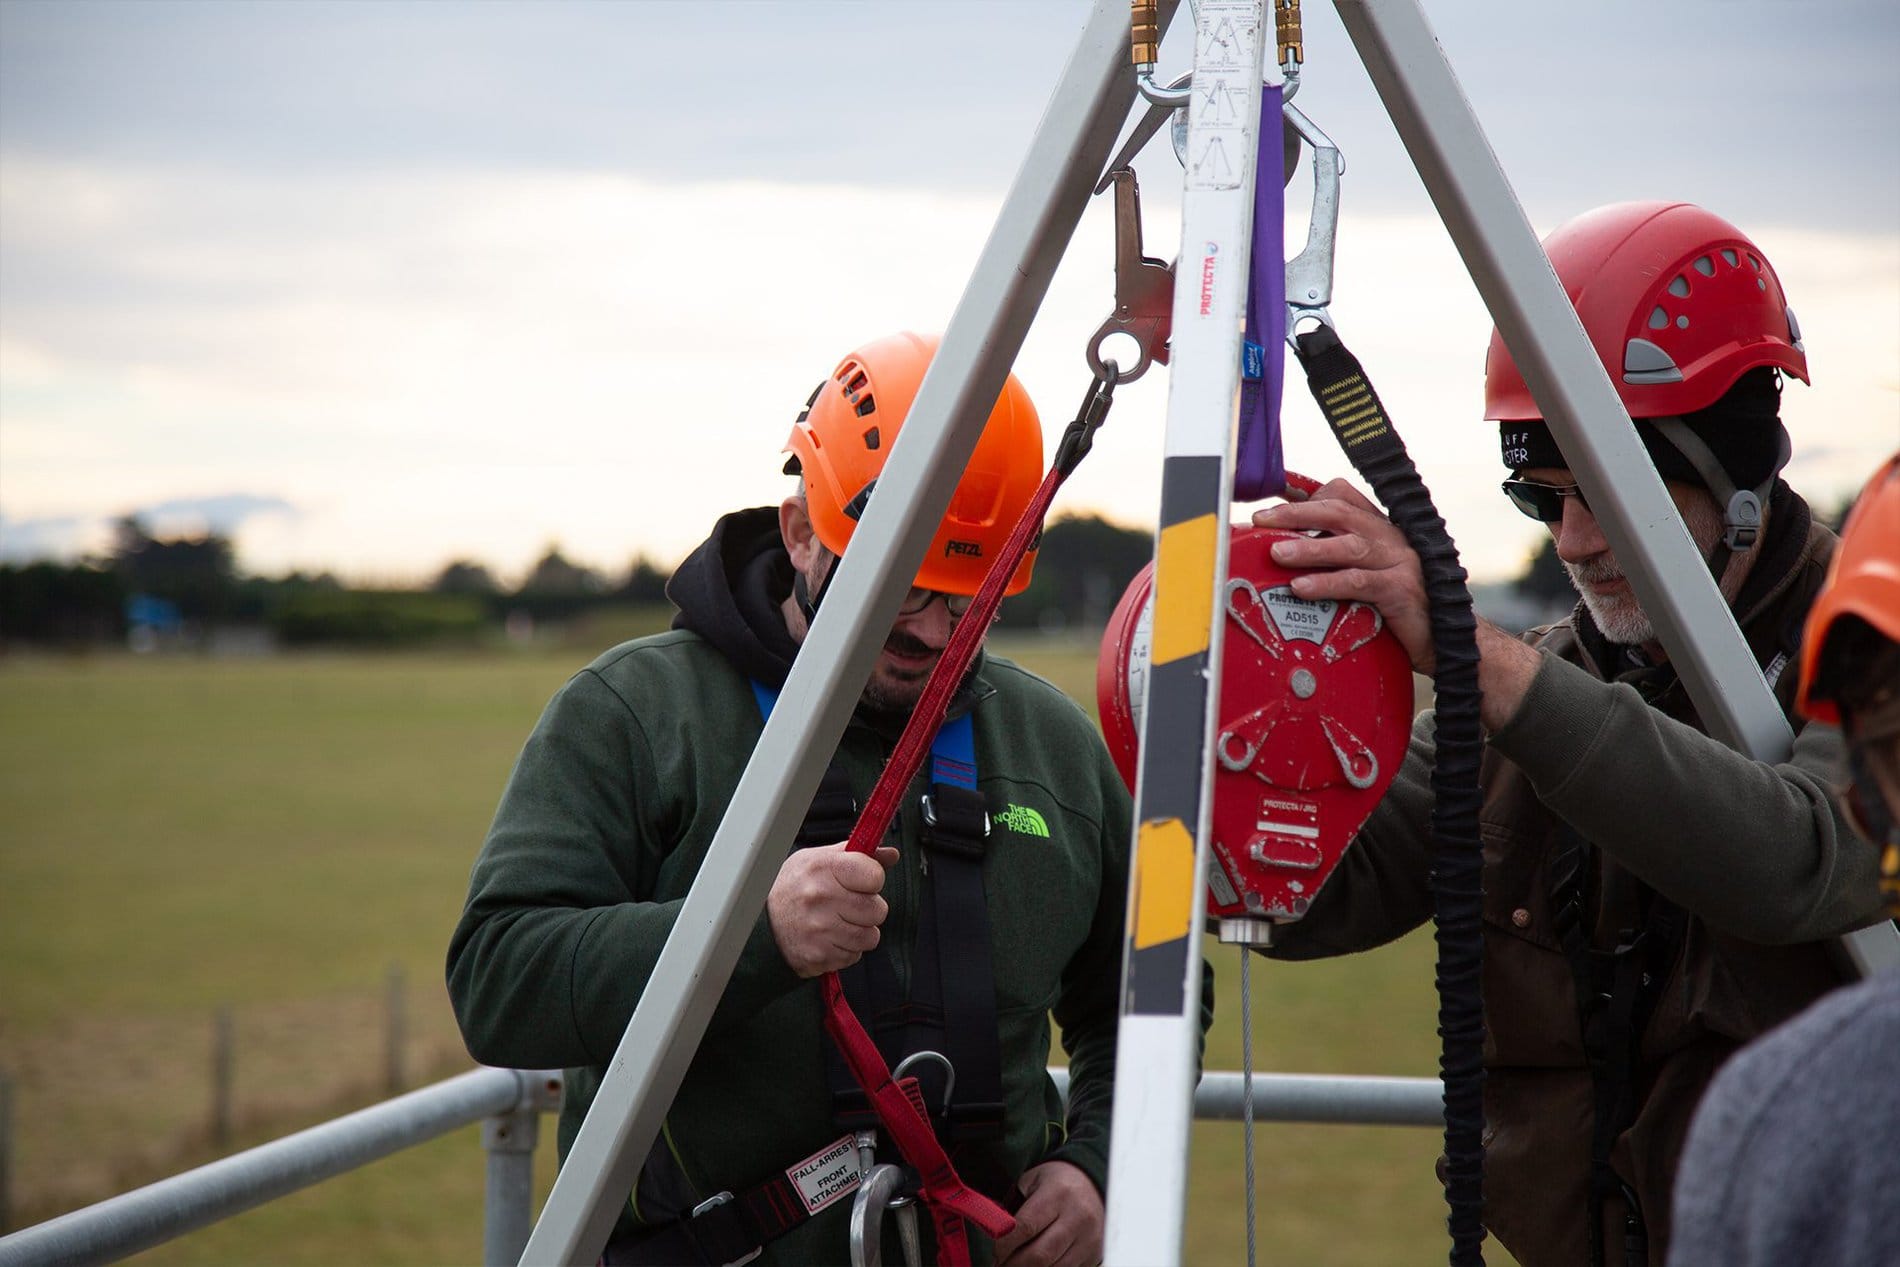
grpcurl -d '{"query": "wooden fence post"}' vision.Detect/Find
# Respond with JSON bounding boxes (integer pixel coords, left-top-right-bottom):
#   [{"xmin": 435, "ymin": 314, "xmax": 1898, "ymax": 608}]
[
  {"xmin": 0, "ymin": 1069, "xmax": 13, "ymax": 1232},
  {"xmin": 212, "ymin": 1006, "xmax": 235, "ymax": 1149},
  {"xmin": 385, "ymin": 963, "xmax": 406, "ymax": 1095}
]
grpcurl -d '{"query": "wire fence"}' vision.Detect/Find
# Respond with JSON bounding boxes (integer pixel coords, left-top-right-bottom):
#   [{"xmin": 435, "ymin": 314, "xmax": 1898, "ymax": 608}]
[{"xmin": 0, "ymin": 963, "xmax": 468, "ymax": 1233}]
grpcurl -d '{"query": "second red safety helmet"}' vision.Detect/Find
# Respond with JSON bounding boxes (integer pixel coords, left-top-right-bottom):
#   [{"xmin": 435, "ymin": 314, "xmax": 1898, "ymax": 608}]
[{"xmin": 1485, "ymin": 201, "xmax": 1809, "ymax": 422}]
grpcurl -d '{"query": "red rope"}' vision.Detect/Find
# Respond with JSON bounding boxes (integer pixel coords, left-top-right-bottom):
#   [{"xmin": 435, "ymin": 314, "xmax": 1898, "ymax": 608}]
[{"xmin": 821, "ymin": 460, "xmax": 1071, "ymax": 1262}]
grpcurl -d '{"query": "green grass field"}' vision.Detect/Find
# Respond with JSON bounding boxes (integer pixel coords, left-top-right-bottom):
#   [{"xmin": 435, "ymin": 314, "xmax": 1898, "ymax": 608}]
[{"xmin": 0, "ymin": 619, "xmax": 1485, "ymax": 1264}]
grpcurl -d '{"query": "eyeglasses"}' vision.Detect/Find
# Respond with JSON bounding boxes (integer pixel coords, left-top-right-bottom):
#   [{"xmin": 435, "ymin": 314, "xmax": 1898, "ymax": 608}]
[
  {"xmin": 812, "ymin": 548, "xmax": 976, "ymax": 619},
  {"xmin": 898, "ymin": 587, "xmax": 976, "ymax": 618},
  {"xmin": 1501, "ymin": 478, "xmax": 1590, "ymax": 524}
]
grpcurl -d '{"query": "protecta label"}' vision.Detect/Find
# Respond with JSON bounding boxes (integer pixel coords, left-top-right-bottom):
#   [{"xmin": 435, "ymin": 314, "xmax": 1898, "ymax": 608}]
[
  {"xmin": 787, "ymin": 1135, "xmax": 862, "ymax": 1216},
  {"xmin": 1261, "ymin": 586, "xmax": 1337, "ymax": 645}
]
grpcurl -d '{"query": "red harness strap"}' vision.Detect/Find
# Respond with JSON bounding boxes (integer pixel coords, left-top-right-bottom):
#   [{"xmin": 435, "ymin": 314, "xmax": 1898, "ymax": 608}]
[{"xmin": 819, "ymin": 373, "xmax": 1110, "ymax": 1263}]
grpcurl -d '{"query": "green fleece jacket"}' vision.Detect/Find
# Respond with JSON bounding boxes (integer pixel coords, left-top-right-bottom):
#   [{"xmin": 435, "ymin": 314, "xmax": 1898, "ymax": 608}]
[{"xmin": 446, "ymin": 515, "xmax": 1135, "ymax": 1263}]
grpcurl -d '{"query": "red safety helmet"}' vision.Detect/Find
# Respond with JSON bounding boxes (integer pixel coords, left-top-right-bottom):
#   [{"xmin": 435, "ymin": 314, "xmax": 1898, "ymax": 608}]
[
  {"xmin": 1797, "ymin": 453, "xmax": 1900, "ymax": 727},
  {"xmin": 1485, "ymin": 201, "xmax": 1809, "ymax": 421},
  {"xmin": 783, "ymin": 332, "xmax": 1044, "ymax": 596}
]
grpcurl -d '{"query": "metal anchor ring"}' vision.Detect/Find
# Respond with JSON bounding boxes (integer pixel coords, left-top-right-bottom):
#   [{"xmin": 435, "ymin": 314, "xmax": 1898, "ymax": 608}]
[{"xmin": 1218, "ymin": 730, "xmax": 1257, "ymax": 772}]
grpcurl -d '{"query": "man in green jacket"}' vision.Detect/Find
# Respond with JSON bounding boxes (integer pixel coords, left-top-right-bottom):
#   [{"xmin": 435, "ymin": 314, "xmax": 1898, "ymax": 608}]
[
  {"xmin": 1252, "ymin": 203, "xmax": 1891, "ymax": 1266},
  {"xmin": 448, "ymin": 332, "xmax": 1134, "ymax": 1267}
]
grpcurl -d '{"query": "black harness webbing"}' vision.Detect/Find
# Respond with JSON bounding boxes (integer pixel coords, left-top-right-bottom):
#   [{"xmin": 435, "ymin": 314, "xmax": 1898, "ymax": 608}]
[
  {"xmin": 617, "ymin": 746, "xmax": 1007, "ymax": 1267},
  {"xmin": 917, "ymin": 783, "xmax": 1007, "ymax": 1154},
  {"xmin": 824, "ymin": 776, "xmax": 1009, "ymax": 1199},
  {"xmin": 1548, "ymin": 826, "xmax": 1686, "ymax": 1267},
  {"xmin": 619, "ymin": 687, "xmax": 1008, "ymax": 1265},
  {"xmin": 761, "ymin": 682, "xmax": 1006, "ymax": 1179},
  {"xmin": 610, "ymin": 1166, "xmax": 844, "ymax": 1267}
]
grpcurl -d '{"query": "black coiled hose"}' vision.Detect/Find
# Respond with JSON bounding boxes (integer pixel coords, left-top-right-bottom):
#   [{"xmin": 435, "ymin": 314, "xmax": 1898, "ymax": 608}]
[{"xmin": 1293, "ymin": 324, "xmax": 1487, "ymax": 1266}]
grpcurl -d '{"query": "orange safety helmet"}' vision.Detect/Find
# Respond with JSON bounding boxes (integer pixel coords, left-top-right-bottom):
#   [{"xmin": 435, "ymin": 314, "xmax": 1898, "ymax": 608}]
[
  {"xmin": 1797, "ymin": 453, "xmax": 1900, "ymax": 726},
  {"xmin": 1485, "ymin": 201, "xmax": 1810, "ymax": 422},
  {"xmin": 783, "ymin": 331, "xmax": 1044, "ymax": 596}
]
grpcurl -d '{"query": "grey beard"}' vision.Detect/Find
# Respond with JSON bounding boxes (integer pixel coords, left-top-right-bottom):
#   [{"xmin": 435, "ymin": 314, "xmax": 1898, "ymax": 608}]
[
  {"xmin": 1564, "ymin": 495, "xmax": 1745, "ymax": 646},
  {"xmin": 1573, "ymin": 577, "xmax": 1655, "ymax": 645}
]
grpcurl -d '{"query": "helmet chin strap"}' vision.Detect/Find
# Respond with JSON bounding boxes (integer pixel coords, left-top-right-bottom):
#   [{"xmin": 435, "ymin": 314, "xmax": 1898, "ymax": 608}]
[
  {"xmin": 793, "ymin": 554, "xmax": 840, "ymax": 628},
  {"xmin": 1647, "ymin": 416, "xmax": 1783, "ymax": 587}
]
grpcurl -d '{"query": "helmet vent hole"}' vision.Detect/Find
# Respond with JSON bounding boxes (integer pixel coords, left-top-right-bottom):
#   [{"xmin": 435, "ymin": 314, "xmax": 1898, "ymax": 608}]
[
  {"xmin": 842, "ymin": 368, "xmax": 869, "ymax": 394},
  {"xmin": 862, "ymin": 426, "xmax": 880, "ymax": 450},
  {"xmin": 1757, "ymin": 278, "xmax": 1767, "ymax": 291},
  {"xmin": 1721, "ymin": 249, "xmax": 1740, "ymax": 268},
  {"xmin": 1648, "ymin": 306, "xmax": 1670, "ymax": 330},
  {"xmin": 1676, "ymin": 315, "xmax": 1690, "ymax": 330},
  {"xmin": 854, "ymin": 395, "xmax": 877, "ymax": 417},
  {"xmin": 1693, "ymin": 255, "xmax": 1715, "ymax": 277},
  {"xmin": 1668, "ymin": 275, "xmax": 1691, "ymax": 298},
  {"xmin": 1748, "ymin": 253, "xmax": 1763, "ymax": 271}
]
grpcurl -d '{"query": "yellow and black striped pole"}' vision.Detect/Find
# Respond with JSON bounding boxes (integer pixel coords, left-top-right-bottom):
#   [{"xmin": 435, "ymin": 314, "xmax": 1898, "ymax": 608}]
[{"xmin": 1103, "ymin": 3, "xmax": 1271, "ymax": 1264}]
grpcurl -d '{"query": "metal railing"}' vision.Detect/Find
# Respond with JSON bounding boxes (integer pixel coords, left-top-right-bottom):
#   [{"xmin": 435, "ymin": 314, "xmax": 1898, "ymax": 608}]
[{"xmin": 0, "ymin": 1066, "xmax": 1438, "ymax": 1266}]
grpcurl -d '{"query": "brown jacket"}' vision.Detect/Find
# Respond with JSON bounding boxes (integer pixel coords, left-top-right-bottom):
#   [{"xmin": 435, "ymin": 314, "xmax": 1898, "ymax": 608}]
[{"xmin": 1271, "ymin": 488, "xmax": 1889, "ymax": 1266}]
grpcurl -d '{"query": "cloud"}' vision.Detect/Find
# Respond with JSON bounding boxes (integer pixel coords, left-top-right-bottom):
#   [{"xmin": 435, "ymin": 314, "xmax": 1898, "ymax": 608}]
[
  {"xmin": 3, "ymin": 159, "xmax": 1893, "ymax": 587},
  {"xmin": 0, "ymin": 494, "xmax": 299, "ymax": 565},
  {"xmin": 0, "ymin": 511, "xmax": 104, "ymax": 564},
  {"xmin": 3, "ymin": 3, "xmax": 1894, "ymax": 231},
  {"xmin": 138, "ymin": 493, "xmax": 299, "ymax": 539},
  {"xmin": 1, "ymin": 159, "xmax": 1083, "ymax": 581}
]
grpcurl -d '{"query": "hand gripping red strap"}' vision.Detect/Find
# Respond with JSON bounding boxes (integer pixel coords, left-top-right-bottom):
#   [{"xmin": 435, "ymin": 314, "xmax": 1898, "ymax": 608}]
[{"xmin": 819, "ymin": 372, "xmax": 1112, "ymax": 1263}]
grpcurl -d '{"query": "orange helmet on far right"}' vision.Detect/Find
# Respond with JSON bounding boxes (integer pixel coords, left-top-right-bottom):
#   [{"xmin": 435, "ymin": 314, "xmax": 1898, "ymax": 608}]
[{"xmin": 1797, "ymin": 453, "xmax": 1900, "ymax": 726}]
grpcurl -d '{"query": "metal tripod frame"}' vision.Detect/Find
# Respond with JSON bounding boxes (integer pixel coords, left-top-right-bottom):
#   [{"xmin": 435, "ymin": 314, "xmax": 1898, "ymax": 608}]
[{"xmin": 520, "ymin": 1, "xmax": 1898, "ymax": 1262}]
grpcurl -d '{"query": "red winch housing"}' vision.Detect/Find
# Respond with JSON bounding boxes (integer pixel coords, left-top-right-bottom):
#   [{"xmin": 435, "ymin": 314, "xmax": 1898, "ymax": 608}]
[{"xmin": 1096, "ymin": 524, "xmax": 1415, "ymax": 943}]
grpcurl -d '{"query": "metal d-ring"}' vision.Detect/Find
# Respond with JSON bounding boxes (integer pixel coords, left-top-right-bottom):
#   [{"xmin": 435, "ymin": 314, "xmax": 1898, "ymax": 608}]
[{"xmin": 892, "ymin": 1049, "xmax": 956, "ymax": 1111}]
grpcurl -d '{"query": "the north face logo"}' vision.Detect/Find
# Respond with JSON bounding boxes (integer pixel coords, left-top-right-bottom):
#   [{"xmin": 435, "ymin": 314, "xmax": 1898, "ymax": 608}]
[{"xmin": 995, "ymin": 804, "xmax": 1050, "ymax": 838}]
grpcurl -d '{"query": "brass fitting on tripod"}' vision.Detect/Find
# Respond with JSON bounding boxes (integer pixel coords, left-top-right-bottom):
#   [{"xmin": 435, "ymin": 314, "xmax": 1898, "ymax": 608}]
[
  {"xmin": 1131, "ymin": 0, "xmax": 1162, "ymax": 67},
  {"xmin": 1276, "ymin": 0, "xmax": 1305, "ymax": 66}
]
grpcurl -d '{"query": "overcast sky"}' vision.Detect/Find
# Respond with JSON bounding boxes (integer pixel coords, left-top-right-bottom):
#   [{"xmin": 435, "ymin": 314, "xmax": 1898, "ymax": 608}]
[{"xmin": 3, "ymin": 0, "xmax": 1895, "ymax": 586}]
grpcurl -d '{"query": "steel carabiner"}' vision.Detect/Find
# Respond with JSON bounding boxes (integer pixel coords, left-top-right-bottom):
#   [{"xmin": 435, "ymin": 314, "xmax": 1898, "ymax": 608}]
[
  {"xmin": 847, "ymin": 1163, "xmax": 911, "ymax": 1267},
  {"xmin": 1282, "ymin": 100, "xmax": 1341, "ymax": 340},
  {"xmin": 1086, "ymin": 168, "xmax": 1175, "ymax": 383}
]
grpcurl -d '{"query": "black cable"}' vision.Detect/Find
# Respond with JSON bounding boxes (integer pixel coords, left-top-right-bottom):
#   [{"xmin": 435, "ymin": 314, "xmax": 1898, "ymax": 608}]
[{"xmin": 1293, "ymin": 324, "xmax": 1487, "ymax": 1267}]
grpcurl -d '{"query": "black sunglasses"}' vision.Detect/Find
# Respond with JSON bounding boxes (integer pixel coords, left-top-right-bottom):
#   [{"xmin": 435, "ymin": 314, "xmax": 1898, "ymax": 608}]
[{"xmin": 1500, "ymin": 478, "xmax": 1590, "ymax": 524}]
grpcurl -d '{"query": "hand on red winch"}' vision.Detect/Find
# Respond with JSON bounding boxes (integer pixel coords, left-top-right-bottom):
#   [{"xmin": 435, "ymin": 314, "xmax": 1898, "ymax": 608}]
[{"xmin": 1096, "ymin": 471, "xmax": 1415, "ymax": 940}]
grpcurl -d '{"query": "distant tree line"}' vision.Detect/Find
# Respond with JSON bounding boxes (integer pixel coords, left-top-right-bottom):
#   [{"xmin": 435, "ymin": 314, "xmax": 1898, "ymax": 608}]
[
  {"xmin": 1, "ymin": 513, "xmax": 1152, "ymax": 650},
  {"xmin": 0, "ymin": 516, "xmax": 676, "ymax": 651},
  {"xmin": 5, "ymin": 506, "xmax": 1619, "ymax": 652}
]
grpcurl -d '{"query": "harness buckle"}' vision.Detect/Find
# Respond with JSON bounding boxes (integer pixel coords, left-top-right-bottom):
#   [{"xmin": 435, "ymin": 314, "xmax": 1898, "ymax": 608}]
[
  {"xmin": 685, "ymin": 1192, "xmax": 762, "ymax": 1267},
  {"xmin": 919, "ymin": 786, "xmax": 990, "ymax": 860}
]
